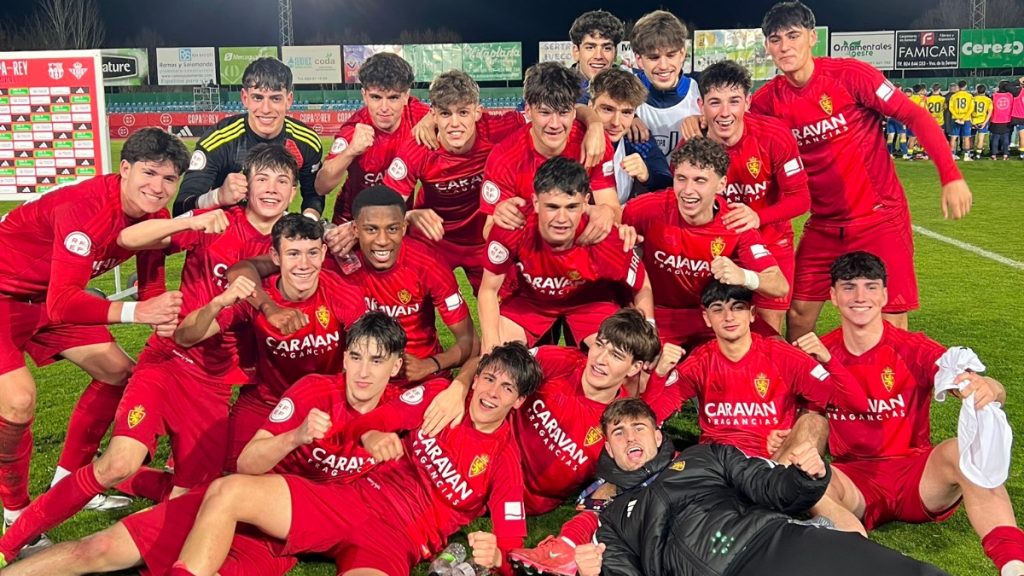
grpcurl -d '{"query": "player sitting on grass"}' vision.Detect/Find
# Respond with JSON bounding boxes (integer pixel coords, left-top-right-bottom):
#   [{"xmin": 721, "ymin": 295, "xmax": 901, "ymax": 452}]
[
  {"xmin": 478, "ymin": 156, "xmax": 652, "ymax": 352},
  {"xmin": 787, "ymin": 251, "xmax": 1024, "ymax": 574}
]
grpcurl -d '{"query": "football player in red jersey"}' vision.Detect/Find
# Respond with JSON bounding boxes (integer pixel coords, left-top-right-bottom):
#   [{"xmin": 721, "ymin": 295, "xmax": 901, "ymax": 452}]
[
  {"xmin": 753, "ymin": 1, "xmax": 973, "ymax": 339},
  {"xmin": 164, "ymin": 343, "xmax": 542, "ymax": 576},
  {"xmin": 383, "ymin": 70, "xmax": 526, "ymax": 293},
  {"xmin": 0, "ymin": 128, "xmax": 188, "ymax": 553},
  {"xmin": 695, "ymin": 60, "xmax": 810, "ymax": 333},
  {"xmin": 789, "ymin": 252, "xmax": 1024, "ymax": 573},
  {"xmin": 623, "ymin": 138, "xmax": 788, "ymax": 351},
  {"xmin": 0, "ymin": 312, "xmax": 444, "ymax": 575},
  {"xmin": 479, "ymin": 157, "xmax": 652, "ymax": 353},
  {"xmin": 315, "ymin": 53, "xmax": 430, "ymax": 223}
]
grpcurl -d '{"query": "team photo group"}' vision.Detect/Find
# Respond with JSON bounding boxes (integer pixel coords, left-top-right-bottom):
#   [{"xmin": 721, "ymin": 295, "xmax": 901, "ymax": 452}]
[{"xmin": 1, "ymin": 1, "xmax": 1022, "ymax": 575}]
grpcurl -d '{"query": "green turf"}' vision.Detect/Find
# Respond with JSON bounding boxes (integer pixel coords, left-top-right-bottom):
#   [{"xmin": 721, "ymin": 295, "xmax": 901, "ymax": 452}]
[{"xmin": 7, "ymin": 139, "xmax": 1024, "ymax": 574}]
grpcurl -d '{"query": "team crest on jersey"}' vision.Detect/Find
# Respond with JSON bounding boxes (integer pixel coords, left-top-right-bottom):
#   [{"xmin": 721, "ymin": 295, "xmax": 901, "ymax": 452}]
[
  {"xmin": 819, "ymin": 94, "xmax": 834, "ymax": 116},
  {"xmin": 754, "ymin": 372, "xmax": 770, "ymax": 398},
  {"xmin": 315, "ymin": 305, "xmax": 331, "ymax": 329},
  {"xmin": 127, "ymin": 405, "xmax": 146, "ymax": 429},
  {"xmin": 710, "ymin": 236, "xmax": 726, "ymax": 258},
  {"xmin": 397, "ymin": 289, "xmax": 412, "ymax": 305},
  {"xmin": 567, "ymin": 270, "xmax": 582, "ymax": 281},
  {"xmin": 469, "ymin": 454, "xmax": 489, "ymax": 478},
  {"xmin": 669, "ymin": 460, "xmax": 686, "ymax": 472},
  {"xmin": 746, "ymin": 156, "xmax": 761, "ymax": 179},
  {"xmin": 584, "ymin": 426, "xmax": 604, "ymax": 447},
  {"xmin": 881, "ymin": 367, "xmax": 896, "ymax": 392}
]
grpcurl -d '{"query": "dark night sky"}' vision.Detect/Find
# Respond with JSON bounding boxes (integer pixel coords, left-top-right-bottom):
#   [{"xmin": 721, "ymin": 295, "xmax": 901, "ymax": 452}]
[{"xmin": 2, "ymin": 0, "xmax": 940, "ymax": 59}]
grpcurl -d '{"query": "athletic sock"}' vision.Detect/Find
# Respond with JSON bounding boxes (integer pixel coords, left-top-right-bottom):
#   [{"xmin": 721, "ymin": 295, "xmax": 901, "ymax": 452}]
[
  {"xmin": 169, "ymin": 562, "xmax": 198, "ymax": 576},
  {"xmin": 116, "ymin": 467, "xmax": 174, "ymax": 501},
  {"xmin": 0, "ymin": 463, "xmax": 104, "ymax": 558},
  {"xmin": 558, "ymin": 511, "xmax": 600, "ymax": 546},
  {"xmin": 984, "ymin": 526, "xmax": 1024, "ymax": 571},
  {"xmin": 56, "ymin": 380, "xmax": 124, "ymax": 472},
  {"xmin": 0, "ymin": 415, "xmax": 33, "ymax": 512}
]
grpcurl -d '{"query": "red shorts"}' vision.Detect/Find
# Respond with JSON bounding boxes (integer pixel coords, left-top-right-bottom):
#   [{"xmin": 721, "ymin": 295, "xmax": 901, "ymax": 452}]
[
  {"xmin": 224, "ymin": 388, "xmax": 274, "ymax": 472},
  {"xmin": 282, "ymin": 475, "xmax": 421, "ymax": 576},
  {"xmin": 794, "ymin": 210, "xmax": 919, "ymax": 313},
  {"xmin": 502, "ymin": 296, "xmax": 620, "ymax": 347},
  {"xmin": 122, "ymin": 485, "xmax": 296, "ymax": 576},
  {"xmin": 112, "ymin": 359, "xmax": 233, "ymax": 488},
  {"xmin": 0, "ymin": 296, "xmax": 114, "ymax": 376},
  {"xmin": 833, "ymin": 448, "xmax": 960, "ymax": 531},
  {"xmin": 415, "ymin": 235, "xmax": 485, "ymax": 294},
  {"xmin": 753, "ymin": 239, "xmax": 795, "ymax": 311}
]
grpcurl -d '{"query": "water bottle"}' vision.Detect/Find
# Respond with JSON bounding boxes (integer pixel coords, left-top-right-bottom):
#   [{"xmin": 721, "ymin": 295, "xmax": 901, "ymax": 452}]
[
  {"xmin": 428, "ymin": 542, "xmax": 467, "ymax": 576},
  {"xmin": 450, "ymin": 561, "xmax": 490, "ymax": 575},
  {"xmin": 320, "ymin": 219, "xmax": 361, "ymax": 275}
]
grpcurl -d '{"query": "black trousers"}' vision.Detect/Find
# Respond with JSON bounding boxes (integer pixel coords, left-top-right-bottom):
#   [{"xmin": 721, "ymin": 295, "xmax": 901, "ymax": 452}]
[{"xmin": 731, "ymin": 523, "xmax": 950, "ymax": 576}]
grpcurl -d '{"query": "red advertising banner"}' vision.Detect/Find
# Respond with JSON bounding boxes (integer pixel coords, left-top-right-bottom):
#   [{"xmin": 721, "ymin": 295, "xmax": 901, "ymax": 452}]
[{"xmin": 0, "ymin": 50, "xmax": 109, "ymax": 200}]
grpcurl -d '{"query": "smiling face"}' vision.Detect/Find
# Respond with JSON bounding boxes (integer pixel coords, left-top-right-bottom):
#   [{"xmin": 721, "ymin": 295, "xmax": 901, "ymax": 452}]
[
  {"xmin": 432, "ymin": 102, "xmax": 481, "ymax": 152},
  {"xmin": 362, "ymin": 87, "xmax": 410, "ymax": 133},
  {"xmin": 591, "ymin": 93, "xmax": 636, "ymax": 144},
  {"xmin": 702, "ymin": 298, "xmax": 755, "ymax": 344},
  {"xmin": 672, "ymin": 161, "xmax": 725, "ymax": 224},
  {"xmin": 344, "ymin": 336, "xmax": 403, "ymax": 408},
  {"xmin": 636, "ymin": 46, "xmax": 686, "ymax": 91},
  {"xmin": 534, "ymin": 189, "xmax": 589, "ymax": 250},
  {"xmin": 355, "ymin": 204, "xmax": 406, "ymax": 271},
  {"xmin": 526, "ymin": 103, "xmax": 576, "ymax": 156},
  {"xmin": 701, "ymin": 84, "xmax": 749, "ymax": 146},
  {"xmin": 765, "ymin": 26, "xmax": 817, "ymax": 79},
  {"xmin": 572, "ymin": 33, "xmax": 617, "ymax": 81},
  {"xmin": 604, "ymin": 415, "xmax": 663, "ymax": 471},
  {"xmin": 246, "ymin": 165, "xmax": 296, "ymax": 221},
  {"xmin": 831, "ymin": 277, "xmax": 887, "ymax": 329},
  {"xmin": 119, "ymin": 159, "xmax": 182, "ymax": 217},
  {"xmin": 468, "ymin": 365, "xmax": 525, "ymax": 433},
  {"xmin": 271, "ymin": 236, "xmax": 325, "ymax": 300},
  {"xmin": 242, "ymin": 87, "xmax": 293, "ymax": 140}
]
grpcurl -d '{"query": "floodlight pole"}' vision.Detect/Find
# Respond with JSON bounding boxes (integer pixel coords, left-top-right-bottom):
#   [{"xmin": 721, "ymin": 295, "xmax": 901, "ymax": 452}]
[
  {"xmin": 279, "ymin": 0, "xmax": 294, "ymax": 46},
  {"xmin": 971, "ymin": 0, "xmax": 986, "ymax": 29}
]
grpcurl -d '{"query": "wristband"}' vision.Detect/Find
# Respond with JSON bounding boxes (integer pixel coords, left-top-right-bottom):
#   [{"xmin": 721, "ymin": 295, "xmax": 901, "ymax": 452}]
[
  {"xmin": 196, "ymin": 188, "xmax": 221, "ymax": 209},
  {"xmin": 742, "ymin": 269, "xmax": 761, "ymax": 291},
  {"xmin": 646, "ymin": 317, "xmax": 657, "ymax": 328},
  {"xmin": 429, "ymin": 357, "xmax": 443, "ymax": 373},
  {"xmin": 120, "ymin": 301, "xmax": 138, "ymax": 324}
]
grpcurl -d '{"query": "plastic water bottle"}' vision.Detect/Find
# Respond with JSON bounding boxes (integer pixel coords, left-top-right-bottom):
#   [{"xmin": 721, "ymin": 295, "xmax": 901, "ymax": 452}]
[
  {"xmin": 320, "ymin": 220, "xmax": 361, "ymax": 275},
  {"xmin": 450, "ymin": 561, "xmax": 490, "ymax": 575},
  {"xmin": 428, "ymin": 542, "xmax": 467, "ymax": 576}
]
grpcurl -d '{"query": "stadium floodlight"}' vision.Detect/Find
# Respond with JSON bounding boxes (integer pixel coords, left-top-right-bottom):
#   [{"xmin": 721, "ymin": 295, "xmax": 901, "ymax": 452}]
[
  {"xmin": 972, "ymin": 0, "xmax": 986, "ymax": 29},
  {"xmin": 279, "ymin": 0, "xmax": 293, "ymax": 46}
]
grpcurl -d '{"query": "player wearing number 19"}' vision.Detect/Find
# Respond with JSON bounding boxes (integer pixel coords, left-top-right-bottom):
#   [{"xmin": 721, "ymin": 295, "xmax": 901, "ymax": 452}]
[{"xmin": 0, "ymin": 128, "xmax": 189, "ymax": 563}]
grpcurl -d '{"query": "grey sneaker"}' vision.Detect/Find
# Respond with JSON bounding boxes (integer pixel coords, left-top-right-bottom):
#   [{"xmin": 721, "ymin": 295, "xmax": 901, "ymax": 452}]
[
  {"xmin": 2, "ymin": 519, "xmax": 54, "ymax": 559},
  {"xmin": 83, "ymin": 493, "xmax": 132, "ymax": 511}
]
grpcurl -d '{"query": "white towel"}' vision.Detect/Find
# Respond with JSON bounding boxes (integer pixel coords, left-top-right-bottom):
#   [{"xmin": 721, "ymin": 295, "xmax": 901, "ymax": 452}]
[{"xmin": 934, "ymin": 347, "xmax": 1013, "ymax": 489}]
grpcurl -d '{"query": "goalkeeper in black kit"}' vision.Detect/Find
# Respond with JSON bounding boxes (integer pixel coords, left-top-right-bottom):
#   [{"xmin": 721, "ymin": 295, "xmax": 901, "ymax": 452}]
[
  {"xmin": 173, "ymin": 57, "xmax": 324, "ymax": 219},
  {"xmin": 573, "ymin": 398, "xmax": 949, "ymax": 576}
]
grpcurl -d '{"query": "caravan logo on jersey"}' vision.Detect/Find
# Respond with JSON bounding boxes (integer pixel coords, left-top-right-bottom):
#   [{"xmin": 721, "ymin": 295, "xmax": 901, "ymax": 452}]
[
  {"xmin": 413, "ymin": 431, "xmax": 475, "ymax": 505},
  {"xmin": 526, "ymin": 398, "xmax": 589, "ymax": 470},
  {"xmin": 265, "ymin": 329, "xmax": 341, "ymax": 359}
]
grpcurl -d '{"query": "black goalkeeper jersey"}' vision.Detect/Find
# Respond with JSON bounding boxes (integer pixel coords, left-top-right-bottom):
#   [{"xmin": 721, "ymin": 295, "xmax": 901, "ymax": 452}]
[{"xmin": 174, "ymin": 114, "xmax": 324, "ymax": 216}]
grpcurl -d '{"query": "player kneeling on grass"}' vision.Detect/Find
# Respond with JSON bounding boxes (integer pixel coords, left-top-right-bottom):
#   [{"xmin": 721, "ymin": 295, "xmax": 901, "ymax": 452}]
[
  {"xmin": 0, "ymin": 312, "xmax": 446, "ymax": 576},
  {"xmin": 478, "ymin": 156, "xmax": 652, "ymax": 352},
  {"xmin": 786, "ymin": 251, "xmax": 1024, "ymax": 574},
  {"xmin": 571, "ymin": 398, "xmax": 951, "ymax": 576},
  {"xmin": 0, "ymin": 128, "xmax": 189, "ymax": 561}
]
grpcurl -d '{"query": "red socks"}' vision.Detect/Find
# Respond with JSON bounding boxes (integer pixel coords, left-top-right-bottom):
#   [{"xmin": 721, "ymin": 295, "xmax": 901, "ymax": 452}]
[
  {"xmin": 558, "ymin": 511, "xmax": 600, "ymax": 546},
  {"xmin": 169, "ymin": 562, "xmax": 198, "ymax": 576},
  {"xmin": 983, "ymin": 526, "xmax": 1024, "ymax": 570},
  {"xmin": 116, "ymin": 467, "xmax": 174, "ymax": 502},
  {"xmin": 0, "ymin": 415, "xmax": 33, "ymax": 512},
  {"xmin": 0, "ymin": 463, "xmax": 104, "ymax": 558},
  {"xmin": 57, "ymin": 380, "xmax": 124, "ymax": 471}
]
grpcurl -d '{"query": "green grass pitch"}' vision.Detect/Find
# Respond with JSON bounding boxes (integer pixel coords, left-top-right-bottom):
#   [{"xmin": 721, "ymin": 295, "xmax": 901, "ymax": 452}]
[{"xmin": 2, "ymin": 138, "xmax": 1022, "ymax": 575}]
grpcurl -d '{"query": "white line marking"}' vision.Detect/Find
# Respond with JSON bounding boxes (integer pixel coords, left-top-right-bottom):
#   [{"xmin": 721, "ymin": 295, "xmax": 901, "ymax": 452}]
[{"xmin": 913, "ymin": 225, "xmax": 1024, "ymax": 271}]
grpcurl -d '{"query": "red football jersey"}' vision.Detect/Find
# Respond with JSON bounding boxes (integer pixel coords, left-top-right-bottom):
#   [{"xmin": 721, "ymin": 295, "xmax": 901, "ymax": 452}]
[
  {"xmin": 0, "ymin": 174, "xmax": 167, "ymax": 324},
  {"xmin": 383, "ymin": 111, "xmax": 525, "ymax": 246},
  {"xmin": 143, "ymin": 206, "xmax": 271, "ymax": 378},
  {"xmin": 513, "ymin": 346, "xmax": 627, "ymax": 505},
  {"xmin": 219, "ymin": 270, "xmax": 366, "ymax": 406},
  {"xmin": 643, "ymin": 334, "xmax": 837, "ymax": 458},
  {"xmin": 344, "ymin": 239, "xmax": 468, "ymax": 360},
  {"xmin": 623, "ymin": 194, "xmax": 777, "ymax": 310},
  {"xmin": 483, "ymin": 213, "xmax": 645, "ymax": 304},
  {"xmin": 261, "ymin": 374, "xmax": 443, "ymax": 483},
  {"xmin": 720, "ymin": 113, "xmax": 810, "ymax": 247},
  {"xmin": 325, "ymin": 97, "xmax": 430, "ymax": 223},
  {"xmin": 479, "ymin": 120, "xmax": 615, "ymax": 215},
  {"xmin": 751, "ymin": 57, "xmax": 961, "ymax": 225},
  {"xmin": 821, "ymin": 323, "xmax": 945, "ymax": 462},
  {"xmin": 354, "ymin": 419, "xmax": 526, "ymax": 556}
]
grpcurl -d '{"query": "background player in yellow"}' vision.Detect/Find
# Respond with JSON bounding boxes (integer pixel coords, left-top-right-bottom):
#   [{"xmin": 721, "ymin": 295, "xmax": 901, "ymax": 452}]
[
  {"xmin": 907, "ymin": 85, "xmax": 928, "ymax": 158},
  {"xmin": 926, "ymin": 84, "xmax": 947, "ymax": 128},
  {"xmin": 971, "ymin": 84, "xmax": 993, "ymax": 159},
  {"xmin": 948, "ymin": 81, "xmax": 974, "ymax": 161}
]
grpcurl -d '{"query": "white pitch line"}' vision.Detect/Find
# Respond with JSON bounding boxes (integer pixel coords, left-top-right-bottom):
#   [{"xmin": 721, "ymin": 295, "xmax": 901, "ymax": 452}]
[{"xmin": 913, "ymin": 225, "xmax": 1024, "ymax": 271}]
